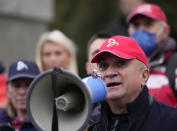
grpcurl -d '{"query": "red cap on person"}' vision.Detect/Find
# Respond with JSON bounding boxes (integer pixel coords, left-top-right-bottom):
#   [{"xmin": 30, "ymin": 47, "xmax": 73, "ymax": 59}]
[
  {"xmin": 91, "ymin": 35, "xmax": 148, "ymax": 68},
  {"xmin": 127, "ymin": 3, "xmax": 167, "ymax": 23}
]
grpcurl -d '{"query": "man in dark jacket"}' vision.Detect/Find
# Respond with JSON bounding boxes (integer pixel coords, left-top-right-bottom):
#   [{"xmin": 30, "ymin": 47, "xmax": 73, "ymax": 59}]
[{"xmin": 87, "ymin": 35, "xmax": 177, "ymax": 131}]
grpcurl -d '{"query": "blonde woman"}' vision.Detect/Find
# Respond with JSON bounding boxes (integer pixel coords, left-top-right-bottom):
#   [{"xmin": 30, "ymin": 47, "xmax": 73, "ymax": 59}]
[{"xmin": 36, "ymin": 30, "xmax": 78, "ymax": 74}]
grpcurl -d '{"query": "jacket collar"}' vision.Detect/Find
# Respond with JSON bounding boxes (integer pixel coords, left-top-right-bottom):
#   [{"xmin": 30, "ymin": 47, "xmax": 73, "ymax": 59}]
[
  {"xmin": 89, "ymin": 86, "xmax": 153, "ymax": 129},
  {"xmin": 0, "ymin": 109, "xmax": 11, "ymax": 124},
  {"xmin": 0, "ymin": 109, "xmax": 32, "ymax": 125},
  {"xmin": 127, "ymin": 86, "xmax": 153, "ymax": 119},
  {"xmin": 101, "ymin": 86, "xmax": 152, "ymax": 119}
]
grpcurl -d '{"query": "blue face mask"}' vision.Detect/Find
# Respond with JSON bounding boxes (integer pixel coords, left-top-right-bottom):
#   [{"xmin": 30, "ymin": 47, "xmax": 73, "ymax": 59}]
[{"xmin": 131, "ymin": 29, "xmax": 157, "ymax": 56}]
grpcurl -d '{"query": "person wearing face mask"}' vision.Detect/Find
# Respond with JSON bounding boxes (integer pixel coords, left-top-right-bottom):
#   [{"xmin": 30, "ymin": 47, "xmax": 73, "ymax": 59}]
[{"xmin": 127, "ymin": 3, "xmax": 177, "ymax": 107}]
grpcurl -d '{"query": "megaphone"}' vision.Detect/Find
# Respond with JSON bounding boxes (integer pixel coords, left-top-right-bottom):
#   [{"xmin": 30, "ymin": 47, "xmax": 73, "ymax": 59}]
[{"xmin": 27, "ymin": 67, "xmax": 107, "ymax": 131}]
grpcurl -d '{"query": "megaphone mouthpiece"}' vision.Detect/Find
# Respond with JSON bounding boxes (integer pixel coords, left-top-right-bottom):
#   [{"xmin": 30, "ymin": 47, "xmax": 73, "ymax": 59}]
[{"xmin": 55, "ymin": 90, "xmax": 84, "ymax": 111}]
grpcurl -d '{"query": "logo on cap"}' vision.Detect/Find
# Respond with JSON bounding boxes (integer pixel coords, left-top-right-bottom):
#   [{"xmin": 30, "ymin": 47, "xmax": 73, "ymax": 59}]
[
  {"xmin": 16, "ymin": 61, "xmax": 28, "ymax": 71},
  {"xmin": 107, "ymin": 39, "xmax": 119, "ymax": 47},
  {"xmin": 137, "ymin": 5, "xmax": 152, "ymax": 13}
]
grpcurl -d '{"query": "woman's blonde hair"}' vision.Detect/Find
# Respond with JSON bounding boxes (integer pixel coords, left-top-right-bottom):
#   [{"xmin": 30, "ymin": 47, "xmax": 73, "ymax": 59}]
[
  {"xmin": 7, "ymin": 98, "xmax": 16, "ymax": 119},
  {"xmin": 36, "ymin": 30, "xmax": 78, "ymax": 74}
]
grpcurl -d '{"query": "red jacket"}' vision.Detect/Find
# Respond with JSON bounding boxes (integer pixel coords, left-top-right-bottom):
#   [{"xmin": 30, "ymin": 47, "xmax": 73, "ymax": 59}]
[
  {"xmin": 0, "ymin": 74, "xmax": 7, "ymax": 106},
  {"xmin": 148, "ymin": 51, "xmax": 177, "ymax": 107}
]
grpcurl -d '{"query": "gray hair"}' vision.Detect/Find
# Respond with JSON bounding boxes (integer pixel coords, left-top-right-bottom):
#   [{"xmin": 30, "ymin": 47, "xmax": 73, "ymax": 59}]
[{"xmin": 139, "ymin": 60, "xmax": 148, "ymax": 70}]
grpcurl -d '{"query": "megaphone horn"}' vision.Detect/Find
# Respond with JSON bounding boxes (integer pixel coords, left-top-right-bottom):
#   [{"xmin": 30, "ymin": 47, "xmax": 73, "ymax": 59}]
[{"xmin": 27, "ymin": 67, "xmax": 107, "ymax": 131}]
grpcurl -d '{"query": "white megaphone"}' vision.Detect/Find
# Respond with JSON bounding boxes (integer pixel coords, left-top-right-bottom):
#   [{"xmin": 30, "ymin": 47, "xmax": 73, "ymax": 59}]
[{"xmin": 27, "ymin": 67, "xmax": 107, "ymax": 131}]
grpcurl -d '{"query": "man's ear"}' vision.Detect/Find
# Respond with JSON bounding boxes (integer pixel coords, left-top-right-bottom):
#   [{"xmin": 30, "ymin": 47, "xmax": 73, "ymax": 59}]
[
  {"xmin": 158, "ymin": 24, "xmax": 170, "ymax": 43},
  {"xmin": 141, "ymin": 68, "xmax": 150, "ymax": 87},
  {"xmin": 163, "ymin": 24, "xmax": 170, "ymax": 39}
]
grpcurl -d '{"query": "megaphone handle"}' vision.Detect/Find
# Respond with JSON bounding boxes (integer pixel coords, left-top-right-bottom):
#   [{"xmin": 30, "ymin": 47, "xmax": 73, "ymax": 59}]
[{"xmin": 51, "ymin": 70, "xmax": 59, "ymax": 131}]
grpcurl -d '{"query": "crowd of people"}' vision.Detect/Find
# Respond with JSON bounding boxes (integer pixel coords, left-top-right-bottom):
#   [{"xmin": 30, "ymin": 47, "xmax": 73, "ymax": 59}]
[{"xmin": 0, "ymin": 1, "xmax": 177, "ymax": 131}]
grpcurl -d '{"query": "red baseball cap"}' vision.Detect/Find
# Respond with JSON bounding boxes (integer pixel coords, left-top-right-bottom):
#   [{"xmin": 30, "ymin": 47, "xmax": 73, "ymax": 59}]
[
  {"xmin": 91, "ymin": 35, "xmax": 148, "ymax": 68},
  {"xmin": 127, "ymin": 3, "xmax": 167, "ymax": 23}
]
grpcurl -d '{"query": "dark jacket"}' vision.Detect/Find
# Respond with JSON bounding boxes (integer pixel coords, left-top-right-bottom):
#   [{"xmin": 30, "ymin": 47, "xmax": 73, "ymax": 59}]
[
  {"xmin": 88, "ymin": 86, "xmax": 177, "ymax": 131},
  {"xmin": 0, "ymin": 109, "xmax": 37, "ymax": 131}
]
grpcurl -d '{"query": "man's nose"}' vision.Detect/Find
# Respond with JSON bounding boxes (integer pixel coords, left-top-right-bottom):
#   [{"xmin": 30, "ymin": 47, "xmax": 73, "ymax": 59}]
[
  {"xmin": 101, "ymin": 67, "xmax": 118, "ymax": 79},
  {"xmin": 137, "ymin": 24, "xmax": 146, "ymax": 30}
]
